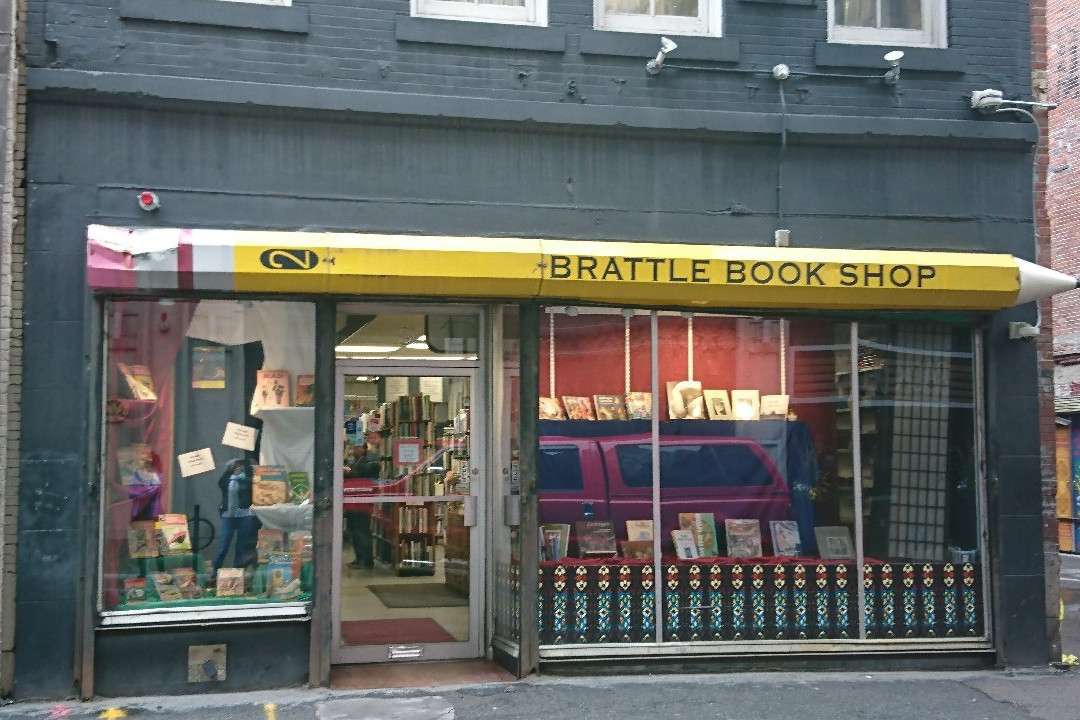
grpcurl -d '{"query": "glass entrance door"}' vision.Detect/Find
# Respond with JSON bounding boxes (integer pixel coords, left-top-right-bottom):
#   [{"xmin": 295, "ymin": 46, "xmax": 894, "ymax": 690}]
[{"xmin": 331, "ymin": 365, "xmax": 482, "ymax": 663}]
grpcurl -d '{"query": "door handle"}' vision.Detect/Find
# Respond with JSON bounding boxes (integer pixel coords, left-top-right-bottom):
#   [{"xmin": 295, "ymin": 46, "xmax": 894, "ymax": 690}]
[{"xmin": 315, "ymin": 496, "xmax": 332, "ymax": 516}]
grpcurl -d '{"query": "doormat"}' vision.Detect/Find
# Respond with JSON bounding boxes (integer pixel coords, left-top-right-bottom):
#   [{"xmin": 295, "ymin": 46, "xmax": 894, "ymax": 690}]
[
  {"xmin": 341, "ymin": 618, "xmax": 456, "ymax": 646},
  {"xmin": 367, "ymin": 583, "xmax": 469, "ymax": 608}
]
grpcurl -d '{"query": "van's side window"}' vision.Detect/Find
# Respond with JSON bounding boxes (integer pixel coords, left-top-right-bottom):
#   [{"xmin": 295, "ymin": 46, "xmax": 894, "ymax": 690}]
[
  {"xmin": 616, "ymin": 444, "xmax": 778, "ymax": 488},
  {"xmin": 538, "ymin": 445, "xmax": 585, "ymax": 491}
]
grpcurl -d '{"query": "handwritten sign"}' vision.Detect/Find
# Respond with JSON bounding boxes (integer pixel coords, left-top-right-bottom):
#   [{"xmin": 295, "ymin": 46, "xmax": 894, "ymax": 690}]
[
  {"xmin": 177, "ymin": 448, "xmax": 216, "ymax": 478},
  {"xmin": 221, "ymin": 422, "xmax": 258, "ymax": 451}
]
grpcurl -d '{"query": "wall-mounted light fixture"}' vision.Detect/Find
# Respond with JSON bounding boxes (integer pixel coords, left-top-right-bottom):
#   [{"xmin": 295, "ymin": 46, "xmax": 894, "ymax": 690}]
[
  {"xmin": 646, "ymin": 37, "xmax": 678, "ymax": 75},
  {"xmin": 883, "ymin": 50, "xmax": 904, "ymax": 86}
]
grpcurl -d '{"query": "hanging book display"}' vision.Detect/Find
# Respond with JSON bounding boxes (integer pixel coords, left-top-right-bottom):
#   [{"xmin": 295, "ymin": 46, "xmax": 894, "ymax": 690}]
[
  {"xmin": 625, "ymin": 392, "xmax": 652, "ymax": 420},
  {"xmin": 562, "ymin": 396, "xmax": 597, "ymax": 421},
  {"xmin": 593, "ymin": 394, "xmax": 628, "ymax": 420},
  {"xmin": 539, "ymin": 397, "xmax": 566, "ymax": 420}
]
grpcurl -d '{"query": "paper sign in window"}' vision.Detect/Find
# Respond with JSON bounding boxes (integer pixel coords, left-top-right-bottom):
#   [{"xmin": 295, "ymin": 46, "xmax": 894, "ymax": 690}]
[
  {"xmin": 395, "ymin": 438, "xmax": 422, "ymax": 465},
  {"xmin": 221, "ymin": 422, "xmax": 258, "ymax": 451},
  {"xmin": 178, "ymin": 448, "xmax": 216, "ymax": 478}
]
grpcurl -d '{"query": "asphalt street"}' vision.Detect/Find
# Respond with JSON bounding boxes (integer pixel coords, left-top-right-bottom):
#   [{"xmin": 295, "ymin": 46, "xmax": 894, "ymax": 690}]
[{"xmin": 7, "ymin": 557, "xmax": 1080, "ymax": 720}]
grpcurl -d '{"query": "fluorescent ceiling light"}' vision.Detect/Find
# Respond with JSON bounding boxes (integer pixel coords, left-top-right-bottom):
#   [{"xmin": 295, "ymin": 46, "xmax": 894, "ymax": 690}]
[{"xmin": 335, "ymin": 345, "xmax": 400, "ymax": 353}]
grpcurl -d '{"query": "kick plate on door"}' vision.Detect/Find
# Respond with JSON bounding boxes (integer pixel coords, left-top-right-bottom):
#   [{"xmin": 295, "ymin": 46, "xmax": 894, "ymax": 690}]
[{"xmin": 387, "ymin": 645, "xmax": 424, "ymax": 660}]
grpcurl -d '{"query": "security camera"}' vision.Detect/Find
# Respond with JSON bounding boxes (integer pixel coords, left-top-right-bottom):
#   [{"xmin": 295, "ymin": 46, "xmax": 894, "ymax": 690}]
[
  {"xmin": 772, "ymin": 64, "xmax": 790, "ymax": 81},
  {"xmin": 1008, "ymin": 321, "xmax": 1040, "ymax": 340},
  {"xmin": 646, "ymin": 36, "xmax": 678, "ymax": 75}
]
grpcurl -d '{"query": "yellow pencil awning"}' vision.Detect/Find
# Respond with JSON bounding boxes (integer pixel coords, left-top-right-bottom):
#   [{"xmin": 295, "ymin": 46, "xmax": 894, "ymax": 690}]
[{"xmin": 86, "ymin": 226, "xmax": 1078, "ymax": 312}]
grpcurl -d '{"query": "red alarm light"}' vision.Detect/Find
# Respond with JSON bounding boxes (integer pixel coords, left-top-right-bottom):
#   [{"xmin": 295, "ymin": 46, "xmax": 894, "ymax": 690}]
[{"xmin": 138, "ymin": 191, "xmax": 160, "ymax": 212}]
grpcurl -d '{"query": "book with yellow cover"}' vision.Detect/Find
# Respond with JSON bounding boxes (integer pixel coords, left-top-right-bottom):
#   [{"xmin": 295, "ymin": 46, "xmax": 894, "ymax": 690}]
[
  {"xmin": 539, "ymin": 397, "xmax": 567, "ymax": 420},
  {"xmin": 118, "ymin": 363, "xmax": 157, "ymax": 401}
]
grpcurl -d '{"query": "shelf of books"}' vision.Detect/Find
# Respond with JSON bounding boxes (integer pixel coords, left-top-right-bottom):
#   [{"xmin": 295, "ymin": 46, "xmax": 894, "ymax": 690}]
[
  {"xmin": 443, "ymin": 503, "xmax": 469, "ymax": 596},
  {"xmin": 372, "ymin": 503, "xmax": 438, "ymax": 576},
  {"xmin": 534, "ymin": 514, "xmax": 984, "ymax": 644}
]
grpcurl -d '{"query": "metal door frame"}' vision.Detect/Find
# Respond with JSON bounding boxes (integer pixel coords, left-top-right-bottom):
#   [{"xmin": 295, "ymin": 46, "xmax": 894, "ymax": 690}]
[{"xmin": 331, "ymin": 360, "xmax": 485, "ymax": 664}]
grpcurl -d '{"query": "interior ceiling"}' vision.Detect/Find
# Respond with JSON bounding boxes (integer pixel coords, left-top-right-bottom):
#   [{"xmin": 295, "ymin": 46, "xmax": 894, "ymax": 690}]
[{"xmin": 339, "ymin": 315, "xmax": 425, "ymax": 346}]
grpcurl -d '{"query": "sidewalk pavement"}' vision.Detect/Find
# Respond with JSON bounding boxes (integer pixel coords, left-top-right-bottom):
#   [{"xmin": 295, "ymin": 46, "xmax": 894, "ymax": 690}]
[{"xmin": 4, "ymin": 669, "xmax": 1080, "ymax": 720}]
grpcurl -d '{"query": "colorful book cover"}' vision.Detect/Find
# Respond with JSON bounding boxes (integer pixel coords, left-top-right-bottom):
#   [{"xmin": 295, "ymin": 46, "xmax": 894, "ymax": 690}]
[
  {"xmin": 679, "ymin": 512, "xmax": 719, "ymax": 557},
  {"xmin": 724, "ymin": 519, "xmax": 763, "ymax": 558},
  {"xmin": 117, "ymin": 443, "xmax": 157, "ymax": 486},
  {"xmin": 593, "ymin": 394, "xmax": 629, "ymax": 421},
  {"xmin": 215, "ymin": 568, "xmax": 245, "ymax": 597},
  {"xmin": 254, "ymin": 370, "xmax": 291, "ymax": 410},
  {"xmin": 122, "ymin": 577, "xmax": 148, "ymax": 604},
  {"xmin": 295, "ymin": 374, "xmax": 315, "ymax": 407},
  {"xmin": 288, "ymin": 471, "xmax": 310, "ymax": 503},
  {"xmin": 288, "ymin": 531, "xmax": 313, "ymax": 563},
  {"xmin": 671, "ymin": 530, "xmax": 699, "ymax": 560},
  {"xmin": 156, "ymin": 514, "xmax": 191, "ymax": 554},
  {"xmin": 117, "ymin": 363, "xmax": 157, "ymax": 401},
  {"xmin": 575, "ymin": 520, "xmax": 617, "ymax": 557},
  {"xmin": 266, "ymin": 552, "xmax": 300, "ymax": 600},
  {"xmin": 625, "ymin": 392, "xmax": 652, "ymax": 420},
  {"xmin": 562, "ymin": 396, "xmax": 597, "ymax": 421},
  {"xmin": 538, "ymin": 396, "xmax": 567, "ymax": 420},
  {"xmin": 149, "ymin": 571, "xmax": 183, "ymax": 602},
  {"xmin": 253, "ymin": 465, "xmax": 289, "ymax": 506},
  {"xmin": 256, "ymin": 528, "xmax": 286, "ymax": 563},
  {"xmin": 171, "ymin": 568, "xmax": 202, "ymax": 599},
  {"xmin": 191, "ymin": 344, "xmax": 226, "ymax": 389},
  {"xmin": 539, "ymin": 523, "xmax": 570, "ymax": 561},
  {"xmin": 127, "ymin": 520, "xmax": 159, "ymax": 559},
  {"xmin": 769, "ymin": 520, "xmax": 802, "ymax": 557}
]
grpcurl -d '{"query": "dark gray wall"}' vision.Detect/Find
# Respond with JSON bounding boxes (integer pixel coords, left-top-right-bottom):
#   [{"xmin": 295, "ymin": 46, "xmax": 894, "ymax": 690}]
[
  {"xmin": 15, "ymin": 0, "xmax": 1047, "ymax": 699},
  {"xmin": 26, "ymin": 0, "xmax": 1031, "ymax": 122},
  {"xmin": 15, "ymin": 96, "xmax": 1045, "ymax": 697},
  {"xmin": 95, "ymin": 623, "xmax": 309, "ymax": 696}
]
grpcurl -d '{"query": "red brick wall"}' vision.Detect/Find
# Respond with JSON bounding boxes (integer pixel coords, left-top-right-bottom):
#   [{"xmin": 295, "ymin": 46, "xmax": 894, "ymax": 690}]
[{"xmin": 1050, "ymin": 0, "xmax": 1080, "ymax": 360}]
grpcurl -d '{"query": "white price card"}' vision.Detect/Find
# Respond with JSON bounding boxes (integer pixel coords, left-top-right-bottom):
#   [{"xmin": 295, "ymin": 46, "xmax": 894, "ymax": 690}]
[
  {"xmin": 419, "ymin": 376, "xmax": 444, "ymax": 402},
  {"xmin": 221, "ymin": 422, "xmax": 258, "ymax": 451},
  {"xmin": 178, "ymin": 448, "xmax": 216, "ymax": 478}
]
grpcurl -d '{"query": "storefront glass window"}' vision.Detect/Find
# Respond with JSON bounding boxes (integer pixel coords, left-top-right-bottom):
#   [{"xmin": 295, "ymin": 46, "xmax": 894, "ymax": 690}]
[
  {"xmin": 537, "ymin": 307, "xmax": 654, "ymax": 644},
  {"xmin": 857, "ymin": 323, "xmax": 983, "ymax": 638},
  {"xmin": 100, "ymin": 299, "xmax": 315, "ymax": 613},
  {"xmin": 534, "ymin": 309, "xmax": 984, "ymax": 647}
]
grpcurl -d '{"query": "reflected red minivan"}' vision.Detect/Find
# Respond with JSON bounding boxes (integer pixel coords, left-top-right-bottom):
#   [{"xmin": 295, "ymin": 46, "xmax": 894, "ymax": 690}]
[{"xmin": 538, "ymin": 434, "xmax": 792, "ymax": 552}]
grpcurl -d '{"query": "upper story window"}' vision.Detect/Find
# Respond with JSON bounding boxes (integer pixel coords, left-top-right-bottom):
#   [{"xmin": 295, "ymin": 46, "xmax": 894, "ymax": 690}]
[
  {"xmin": 828, "ymin": 0, "xmax": 946, "ymax": 48},
  {"xmin": 412, "ymin": 0, "xmax": 547, "ymax": 26},
  {"xmin": 595, "ymin": 0, "xmax": 721, "ymax": 37}
]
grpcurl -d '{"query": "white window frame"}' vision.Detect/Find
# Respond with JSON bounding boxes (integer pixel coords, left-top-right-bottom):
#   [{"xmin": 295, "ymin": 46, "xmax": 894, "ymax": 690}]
[
  {"xmin": 827, "ymin": 0, "xmax": 946, "ymax": 48},
  {"xmin": 594, "ymin": 0, "xmax": 721, "ymax": 38},
  {"xmin": 413, "ymin": 0, "xmax": 547, "ymax": 27},
  {"xmin": 219, "ymin": 0, "xmax": 293, "ymax": 7}
]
